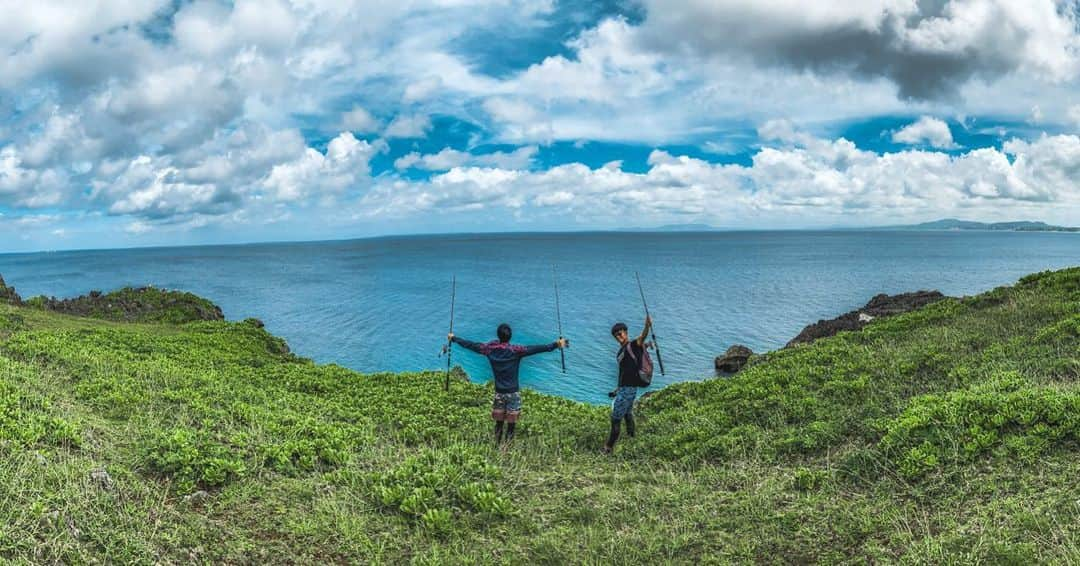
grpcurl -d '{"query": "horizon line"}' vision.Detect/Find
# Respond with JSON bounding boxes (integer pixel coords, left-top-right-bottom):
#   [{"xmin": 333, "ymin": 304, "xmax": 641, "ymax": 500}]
[{"xmin": 1, "ymin": 222, "xmax": 1073, "ymax": 257}]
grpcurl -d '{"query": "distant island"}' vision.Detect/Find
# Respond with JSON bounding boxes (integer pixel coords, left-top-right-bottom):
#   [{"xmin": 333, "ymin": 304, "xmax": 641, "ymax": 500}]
[
  {"xmin": 886, "ymin": 218, "xmax": 1078, "ymax": 232},
  {"xmin": 652, "ymin": 223, "xmax": 718, "ymax": 231},
  {"xmin": 618, "ymin": 219, "xmax": 1078, "ymax": 234},
  {"xmin": 621, "ymin": 223, "xmax": 719, "ymax": 232}
]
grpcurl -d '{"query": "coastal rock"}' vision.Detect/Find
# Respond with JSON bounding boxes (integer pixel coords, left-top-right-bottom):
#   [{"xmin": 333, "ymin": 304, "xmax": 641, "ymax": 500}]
[
  {"xmin": 0, "ymin": 274, "xmax": 22, "ymax": 305},
  {"xmin": 715, "ymin": 345, "xmax": 754, "ymax": 373},
  {"xmin": 90, "ymin": 468, "xmax": 113, "ymax": 490},
  {"xmin": 28, "ymin": 286, "xmax": 224, "ymax": 324},
  {"xmin": 786, "ymin": 290, "xmax": 948, "ymax": 348},
  {"xmin": 183, "ymin": 490, "xmax": 211, "ymax": 505}
]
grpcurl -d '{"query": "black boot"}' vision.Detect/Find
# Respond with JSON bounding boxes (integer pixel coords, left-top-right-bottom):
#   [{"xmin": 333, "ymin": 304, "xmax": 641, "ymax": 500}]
[
  {"xmin": 602, "ymin": 419, "xmax": 621, "ymax": 453},
  {"xmin": 505, "ymin": 422, "xmax": 516, "ymax": 445},
  {"xmin": 494, "ymin": 421, "xmax": 505, "ymax": 446},
  {"xmin": 624, "ymin": 414, "xmax": 636, "ymax": 438}
]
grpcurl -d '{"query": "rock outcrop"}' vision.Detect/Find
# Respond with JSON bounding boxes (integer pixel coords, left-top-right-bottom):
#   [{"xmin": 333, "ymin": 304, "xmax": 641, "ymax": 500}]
[
  {"xmin": 715, "ymin": 344, "xmax": 754, "ymax": 373},
  {"xmin": 0, "ymin": 274, "xmax": 22, "ymax": 305},
  {"xmin": 785, "ymin": 290, "xmax": 948, "ymax": 348},
  {"xmin": 27, "ymin": 286, "xmax": 224, "ymax": 324}
]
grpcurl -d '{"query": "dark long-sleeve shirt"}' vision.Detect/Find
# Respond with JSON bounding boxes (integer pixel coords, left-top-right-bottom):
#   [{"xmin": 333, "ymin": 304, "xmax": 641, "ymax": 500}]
[{"xmin": 451, "ymin": 337, "xmax": 558, "ymax": 393}]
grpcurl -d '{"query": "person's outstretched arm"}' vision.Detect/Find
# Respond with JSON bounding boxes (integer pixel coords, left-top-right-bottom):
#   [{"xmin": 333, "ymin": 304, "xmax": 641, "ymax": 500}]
[
  {"xmin": 449, "ymin": 334, "xmax": 489, "ymax": 355},
  {"xmin": 519, "ymin": 338, "xmax": 568, "ymax": 357},
  {"xmin": 635, "ymin": 315, "xmax": 652, "ymax": 346}
]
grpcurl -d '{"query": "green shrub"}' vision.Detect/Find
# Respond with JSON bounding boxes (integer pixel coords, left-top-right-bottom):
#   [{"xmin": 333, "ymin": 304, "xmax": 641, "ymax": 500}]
[
  {"xmin": 142, "ymin": 428, "xmax": 247, "ymax": 493},
  {"xmin": 879, "ymin": 374, "xmax": 1079, "ymax": 479},
  {"xmin": 368, "ymin": 444, "xmax": 509, "ymax": 529},
  {"xmin": 0, "ymin": 374, "xmax": 80, "ymax": 448}
]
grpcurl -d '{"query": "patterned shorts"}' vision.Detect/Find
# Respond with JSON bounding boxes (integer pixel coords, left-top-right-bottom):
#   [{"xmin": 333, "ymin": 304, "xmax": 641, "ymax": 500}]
[
  {"xmin": 611, "ymin": 386, "xmax": 638, "ymax": 420},
  {"xmin": 492, "ymin": 392, "xmax": 522, "ymax": 414}
]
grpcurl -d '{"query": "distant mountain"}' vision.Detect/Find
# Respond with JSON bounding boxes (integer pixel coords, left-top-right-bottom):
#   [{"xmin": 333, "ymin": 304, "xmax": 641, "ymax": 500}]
[
  {"xmin": 650, "ymin": 223, "xmax": 718, "ymax": 232},
  {"xmin": 888, "ymin": 218, "xmax": 1078, "ymax": 232}
]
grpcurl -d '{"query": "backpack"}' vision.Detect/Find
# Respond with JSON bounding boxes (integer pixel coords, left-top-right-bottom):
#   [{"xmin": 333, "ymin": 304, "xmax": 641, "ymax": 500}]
[{"xmin": 622, "ymin": 341, "xmax": 654, "ymax": 386}]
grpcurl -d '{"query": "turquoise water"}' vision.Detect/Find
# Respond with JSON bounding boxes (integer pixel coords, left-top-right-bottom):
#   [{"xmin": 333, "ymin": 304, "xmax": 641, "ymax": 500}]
[{"xmin": 0, "ymin": 231, "xmax": 1076, "ymax": 403}]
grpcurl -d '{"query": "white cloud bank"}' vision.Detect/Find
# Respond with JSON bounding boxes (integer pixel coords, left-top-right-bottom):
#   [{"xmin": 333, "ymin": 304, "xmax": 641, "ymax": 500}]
[{"xmin": 357, "ymin": 131, "xmax": 1080, "ymax": 229}]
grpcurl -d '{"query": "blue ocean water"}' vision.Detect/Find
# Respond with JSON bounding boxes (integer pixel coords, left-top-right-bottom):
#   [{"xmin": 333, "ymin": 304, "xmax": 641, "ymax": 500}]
[{"xmin": 0, "ymin": 231, "xmax": 1076, "ymax": 404}]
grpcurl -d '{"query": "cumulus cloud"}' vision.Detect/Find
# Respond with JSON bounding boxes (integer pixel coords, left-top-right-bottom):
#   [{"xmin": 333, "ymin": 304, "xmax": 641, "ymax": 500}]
[
  {"xmin": 637, "ymin": 0, "xmax": 1080, "ymax": 100},
  {"xmin": 263, "ymin": 132, "xmax": 384, "ymax": 201},
  {"xmin": 394, "ymin": 146, "xmax": 538, "ymax": 171},
  {"xmin": 892, "ymin": 116, "xmax": 959, "ymax": 149},
  {"xmin": 358, "ymin": 129, "xmax": 1080, "ymax": 228},
  {"xmin": 101, "ymin": 156, "xmax": 237, "ymax": 219},
  {"xmin": 384, "ymin": 114, "xmax": 433, "ymax": 139},
  {"xmin": 0, "ymin": 146, "xmax": 68, "ymax": 207},
  {"xmin": 341, "ymin": 106, "xmax": 380, "ymax": 133}
]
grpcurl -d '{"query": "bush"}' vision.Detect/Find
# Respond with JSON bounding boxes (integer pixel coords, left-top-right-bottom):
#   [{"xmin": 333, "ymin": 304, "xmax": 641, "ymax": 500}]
[
  {"xmin": 0, "ymin": 375, "xmax": 80, "ymax": 449},
  {"xmin": 879, "ymin": 374, "xmax": 1079, "ymax": 479},
  {"xmin": 142, "ymin": 428, "xmax": 247, "ymax": 493},
  {"xmin": 368, "ymin": 444, "xmax": 510, "ymax": 529}
]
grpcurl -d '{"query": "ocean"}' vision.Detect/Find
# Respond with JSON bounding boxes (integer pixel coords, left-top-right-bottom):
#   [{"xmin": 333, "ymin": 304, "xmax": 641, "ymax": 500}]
[{"xmin": 1, "ymin": 230, "xmax": 1076, "ymax": 404}]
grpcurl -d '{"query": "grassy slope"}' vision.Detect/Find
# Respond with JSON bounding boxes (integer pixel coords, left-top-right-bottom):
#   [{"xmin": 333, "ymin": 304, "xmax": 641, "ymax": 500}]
[{"xmin": 0, "ymin": 269, "xmax": 1077, "ymax": 564}]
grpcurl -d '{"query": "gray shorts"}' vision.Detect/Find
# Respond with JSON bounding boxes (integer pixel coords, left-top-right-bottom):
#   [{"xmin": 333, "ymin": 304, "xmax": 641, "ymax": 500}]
[{"xmin": 492, "ymin": 392, "xmax": 522, "ymax": 417}]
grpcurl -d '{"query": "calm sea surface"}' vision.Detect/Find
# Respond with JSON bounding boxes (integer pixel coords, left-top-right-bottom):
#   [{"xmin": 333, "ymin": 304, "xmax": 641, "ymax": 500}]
[{"xmin": 0, "ymin": 231, "xmax": 1076, "ymax": 404}]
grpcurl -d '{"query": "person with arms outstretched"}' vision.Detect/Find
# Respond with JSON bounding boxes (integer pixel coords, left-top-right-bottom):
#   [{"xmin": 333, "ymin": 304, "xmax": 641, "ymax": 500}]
[{"xmin": 449, "ymin": 323, "xmax": 568, "ymax": 447}]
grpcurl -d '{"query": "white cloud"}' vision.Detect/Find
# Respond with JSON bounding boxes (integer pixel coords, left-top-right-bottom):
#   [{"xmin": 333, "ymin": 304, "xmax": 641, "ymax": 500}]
[
  {"xmin": 403, "ymin": 76, "xmax": 443, "ymax": 103},
  {"xmin": 173, "ymin": 0, "xmax": 299, "ymax": 58},
  {"xmin": 1068, "ymin": 104, "xmax": 1080, "ymax": 128},
  {"xmin": 357, "ymin": 130, "xmax": 1080, "ymax": 228},
  {"xmin": 104, "ymin": 156, "xmax": 231, "ymax": 219},
  {"xmin": 394, "ymin": 146, "xmax": 537, "ymax": 171},
  {"xmin": 892, "ymin": 116, "xmax": 959, "ymax": 149},
  {"xmin": 263, "ymin": 132, "xmax": 384, "ymax": 201},
  {"xmin": 0, "ymin": 146, "xmax": 67, "ymax": 207},
  {"xmin": 125, "ymin": 220, "xmax": 151, "ymax": 234},
  {"xmin": 341, "ymin": 106, "xmax": 380, "ymax": 133},
  {"xmin": 1030, "ymin": 105, "xmax": 1045, "ymax": 124},
  {"xmin": 384, "ymin": 114, "xmax": 433, "ymax": 139}
]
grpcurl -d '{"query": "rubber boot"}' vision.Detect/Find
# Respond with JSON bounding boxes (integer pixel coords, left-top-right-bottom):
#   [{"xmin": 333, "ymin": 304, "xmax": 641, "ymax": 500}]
[
  {"xmin": 505, "ymin": 422, "xmax": 516, "ymax": 444},
  {"xmin": 603, "ymin": 419, "xmax": 621, "ymax": 453},
  {"xmin": 625, "ymin": 413, "xmax": 636, "ymax": 438},
  {"xmin": 494, "ymin": 421, "xmax": 505, "ymax": 446}
]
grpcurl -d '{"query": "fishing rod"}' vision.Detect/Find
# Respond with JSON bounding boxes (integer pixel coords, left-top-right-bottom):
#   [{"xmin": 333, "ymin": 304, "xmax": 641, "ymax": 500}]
[
  {"xmin": 635, "ymin": 271, "xmax": 665, "ymax": 376},
  {"xmin": 445, "ymin": 274, "xmax": 456, "ymax": 392},
  {"xmin": 552, "ymin": 264, "xmax": 566, "ymax": 373}
]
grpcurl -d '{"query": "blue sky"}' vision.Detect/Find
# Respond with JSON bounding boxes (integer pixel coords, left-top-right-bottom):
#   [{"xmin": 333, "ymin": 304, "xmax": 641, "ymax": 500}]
[{"xmin": 1, "ymin": 0, "xmax": 1080, "ymax": 252}]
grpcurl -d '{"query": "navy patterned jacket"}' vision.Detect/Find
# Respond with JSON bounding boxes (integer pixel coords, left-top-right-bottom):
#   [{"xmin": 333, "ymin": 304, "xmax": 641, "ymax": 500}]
[{"xmin": 451, "ymin": 337, "xmax": 558, "ymax": 393}]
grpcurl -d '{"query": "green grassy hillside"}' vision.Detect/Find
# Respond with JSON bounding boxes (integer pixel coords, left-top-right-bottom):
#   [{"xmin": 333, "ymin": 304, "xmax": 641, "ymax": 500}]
[{"xmin": 0, "ymin": 268, "xmax": 1077, "ymax": 563}]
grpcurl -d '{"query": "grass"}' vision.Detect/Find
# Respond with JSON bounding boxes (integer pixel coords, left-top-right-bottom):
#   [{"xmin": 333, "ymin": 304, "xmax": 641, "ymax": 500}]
[{"xmin": 0, "ymin": 268, "xmax": 1077, "ymax": 563}]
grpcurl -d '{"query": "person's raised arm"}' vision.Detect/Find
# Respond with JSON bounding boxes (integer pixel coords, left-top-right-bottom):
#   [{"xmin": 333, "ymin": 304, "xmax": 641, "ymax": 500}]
[
  {"xmin": 635, "ymin": 315, "xmax": 652, "ymax": 346},
  {"xmin": 449, "ymin": 333, "xmax": 488, "ymax": 355},
  {"xmin": 519, "ymin": 337, "xmax": 568, "ymax": 357}
]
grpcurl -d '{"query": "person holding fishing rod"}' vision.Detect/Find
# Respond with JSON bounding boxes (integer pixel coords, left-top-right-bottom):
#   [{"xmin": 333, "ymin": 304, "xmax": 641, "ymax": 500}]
[
  {"xmin": 448, "ymin": 325, "xmax": 568, "ymax": 448},
  {"xmin": 603, "ymin": 272, "xmax": 665, "ymax": 454}
]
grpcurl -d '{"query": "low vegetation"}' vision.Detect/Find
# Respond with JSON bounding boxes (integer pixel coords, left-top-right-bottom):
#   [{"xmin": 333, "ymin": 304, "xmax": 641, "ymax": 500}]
[{"xmin": 0, "ymin": 268, "xmax": 1076, "ymax": 563}]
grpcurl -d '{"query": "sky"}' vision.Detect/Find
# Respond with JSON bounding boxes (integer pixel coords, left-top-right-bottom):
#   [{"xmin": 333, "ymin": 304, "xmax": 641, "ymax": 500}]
[{"xmin": 1, "ymin": 0, "xmax": 1080, "ymax": 252}]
